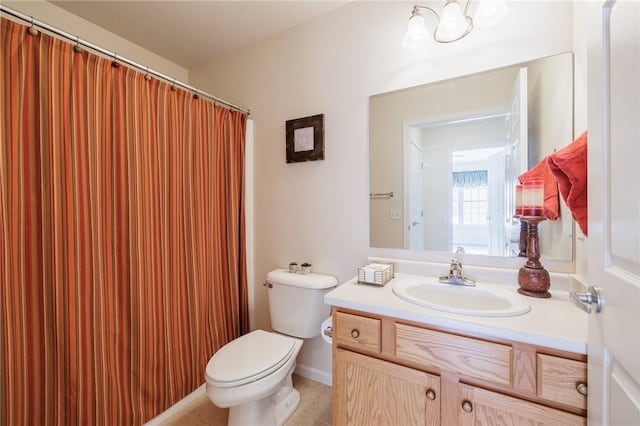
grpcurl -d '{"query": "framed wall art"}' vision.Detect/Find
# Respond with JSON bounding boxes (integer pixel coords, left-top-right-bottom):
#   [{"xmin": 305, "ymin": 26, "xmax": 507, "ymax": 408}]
[{"xmin": 285, "ymin": 114, "xmax": 324, "ymax": 163}]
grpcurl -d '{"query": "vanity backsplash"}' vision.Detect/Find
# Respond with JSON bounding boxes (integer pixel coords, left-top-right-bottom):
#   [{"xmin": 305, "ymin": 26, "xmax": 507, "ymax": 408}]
[{"xmin": 367, "ymin": 257, "xmax": 587, "ymax": 293}]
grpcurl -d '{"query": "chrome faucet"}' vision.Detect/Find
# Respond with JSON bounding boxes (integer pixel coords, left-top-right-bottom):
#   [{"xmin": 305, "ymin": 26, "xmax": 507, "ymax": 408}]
[{"xmin": 439, "ymin": 259, "xmax": 476, "ymax": 286}]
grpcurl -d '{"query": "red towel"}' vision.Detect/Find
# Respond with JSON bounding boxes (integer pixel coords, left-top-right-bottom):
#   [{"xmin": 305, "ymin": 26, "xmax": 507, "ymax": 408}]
[
  {"xmin": 546, "ymin": 131, "xmax": 588, "ymax": 236},
  {"xmin": 518, "ymin": 159, "xmax": 559, "ymax": 221}
]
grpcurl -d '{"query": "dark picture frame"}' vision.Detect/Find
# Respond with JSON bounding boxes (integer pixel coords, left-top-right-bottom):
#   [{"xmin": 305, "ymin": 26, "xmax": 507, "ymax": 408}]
[{"xmin": 285, "ymin": 114, "xmax": 324, "ymax": 163}]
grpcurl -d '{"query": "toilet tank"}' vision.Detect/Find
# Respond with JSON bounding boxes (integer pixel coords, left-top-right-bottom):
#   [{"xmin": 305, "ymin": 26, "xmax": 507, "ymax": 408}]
[{"xmin": 266, "ymin": 269, "xmax": 338, "ymax": 339}]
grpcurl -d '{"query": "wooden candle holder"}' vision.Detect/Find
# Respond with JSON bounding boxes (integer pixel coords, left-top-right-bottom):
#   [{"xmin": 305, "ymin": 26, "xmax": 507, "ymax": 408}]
[
  {"xmin": 517, "ymin": 218, "xmax": 528, "ymax": 257},
  {"xmin": 517, "ymin": 216, "xmax": 551, "ymax": 298}
]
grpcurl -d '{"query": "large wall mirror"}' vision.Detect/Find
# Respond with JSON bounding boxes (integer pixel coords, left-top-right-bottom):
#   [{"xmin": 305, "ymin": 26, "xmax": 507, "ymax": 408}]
[{"xmin": 370, "ymin": 52, "xmax": 574, "ymax": 262}]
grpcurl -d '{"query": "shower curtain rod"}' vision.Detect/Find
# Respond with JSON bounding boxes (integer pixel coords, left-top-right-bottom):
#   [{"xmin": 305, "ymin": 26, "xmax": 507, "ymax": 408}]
[{"xmin": 0, "ymin": 5, "xmax": 251, "ymax": 115}]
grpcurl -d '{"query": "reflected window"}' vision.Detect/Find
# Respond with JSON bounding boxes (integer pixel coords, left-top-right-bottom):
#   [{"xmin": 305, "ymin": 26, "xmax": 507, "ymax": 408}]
[{"xmin": 452, "ymin": 170, "xmax": 488, "ymax": 225}]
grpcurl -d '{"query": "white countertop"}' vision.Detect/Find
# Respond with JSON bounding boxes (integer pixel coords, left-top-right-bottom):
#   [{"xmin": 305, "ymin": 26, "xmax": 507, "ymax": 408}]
[{"xmin": 325, "ymin": 273, "xmax": 588, "ymax": 354}]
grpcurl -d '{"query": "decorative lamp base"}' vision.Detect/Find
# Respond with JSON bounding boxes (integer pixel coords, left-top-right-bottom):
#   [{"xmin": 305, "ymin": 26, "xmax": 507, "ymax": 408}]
[
  {"xmin": 517, "ymin": 266, "xmax": 551, "ymax": 298},
  {"xmin": 517, "ymin": 215, "xmax": 551, "ymax": 298}
]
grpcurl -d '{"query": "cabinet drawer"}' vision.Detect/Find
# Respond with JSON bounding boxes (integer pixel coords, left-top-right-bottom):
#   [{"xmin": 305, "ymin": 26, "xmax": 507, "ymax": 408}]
[
  {"xmin": 335, "ymin": 312, "xmax": 381, "ymax": 353},
  {"xmin": 396, "ymin": 324, "xmax": 512, "ymax": 386},
  {"xmin": 537, "ymin": 354, "xmax": 587, "ymax": 410}
]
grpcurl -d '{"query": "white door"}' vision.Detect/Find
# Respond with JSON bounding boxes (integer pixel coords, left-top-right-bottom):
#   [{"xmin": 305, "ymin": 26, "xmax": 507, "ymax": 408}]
[
  {"xmin": 487, "ymin": 151, "xmax": 506, "ymax": 256},
  {"xmin": 504, "ymin": 68, "xmax": 528, "ymax": 240},
  {"xmin": 407, "ymin": 140, "xmax": 424, "ymax": 250},
  {"xmin": 584, "ymin": 1, "xmax": 640, "ymax": 424},
  {"xmin": 507, "ymin": 67, "xmax": 528, "ymax": 175}
]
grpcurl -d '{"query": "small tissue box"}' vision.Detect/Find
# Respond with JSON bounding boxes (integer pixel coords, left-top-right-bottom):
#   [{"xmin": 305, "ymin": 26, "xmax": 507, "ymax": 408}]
[{"xmin": 358, "ymin": 263, "xmax": 393, "ymax": 286}]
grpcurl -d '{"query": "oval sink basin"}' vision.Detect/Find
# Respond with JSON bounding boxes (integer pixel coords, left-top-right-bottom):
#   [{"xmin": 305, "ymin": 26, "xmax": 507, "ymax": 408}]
[{"xmin": 392, "ymin": 279, "xmax": 531, "ymax": 317}]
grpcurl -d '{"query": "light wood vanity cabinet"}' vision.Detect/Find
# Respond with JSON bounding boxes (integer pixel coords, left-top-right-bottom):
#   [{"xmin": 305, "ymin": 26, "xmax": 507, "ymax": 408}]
[{"xmin": 332, "ymin": 308, "xmax": 587, "ymax": 426}]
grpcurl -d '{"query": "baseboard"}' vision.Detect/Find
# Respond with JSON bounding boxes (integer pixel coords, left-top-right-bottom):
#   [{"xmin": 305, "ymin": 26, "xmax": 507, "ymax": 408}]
[
  {"xmin": 144, "ymin": 383, "xmax": 206, "ymax": 425},
  {"xmin": 295, "ymin": 363, "xmax": 332, "ymax": 387},
  {"xmin": 145, "ymin": 365, "xmax": 330, "ymax": 424}
]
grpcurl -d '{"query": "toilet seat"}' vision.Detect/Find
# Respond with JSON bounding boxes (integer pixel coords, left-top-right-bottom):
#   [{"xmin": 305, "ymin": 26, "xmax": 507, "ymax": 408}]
[{"xmin": 205, "ymin": 330, "xmax": 297, "ymax": 388}]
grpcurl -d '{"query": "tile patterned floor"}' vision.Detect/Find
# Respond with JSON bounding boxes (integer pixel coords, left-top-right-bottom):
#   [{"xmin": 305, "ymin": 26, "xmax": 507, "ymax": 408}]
[{"xmin": 159, "ymin": 375, "xmax": 332, "ymax": 426}]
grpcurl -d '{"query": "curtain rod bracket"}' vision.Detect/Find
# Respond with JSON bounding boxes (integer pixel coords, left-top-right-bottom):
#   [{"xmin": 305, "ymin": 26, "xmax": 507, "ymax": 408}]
[
  {"xmin": 28, "ymin": 16, "xmax": 39, "ymax": 36},
  {"xmin": 73, "ymin": 35, "xmax": 82, "ymax": 53}
]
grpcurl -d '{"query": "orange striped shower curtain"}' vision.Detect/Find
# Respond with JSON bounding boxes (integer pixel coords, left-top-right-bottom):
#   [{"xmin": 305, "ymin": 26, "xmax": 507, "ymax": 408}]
[{"xmin": 0, "ymin": 18, "xmax": 249, "ymax": 425}]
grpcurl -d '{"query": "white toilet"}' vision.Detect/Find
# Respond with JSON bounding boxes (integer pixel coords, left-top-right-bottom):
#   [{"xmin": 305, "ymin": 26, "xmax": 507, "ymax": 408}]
[{"xmin": 205, "ymin": 268, "xmax": 337, "ymax": 426}]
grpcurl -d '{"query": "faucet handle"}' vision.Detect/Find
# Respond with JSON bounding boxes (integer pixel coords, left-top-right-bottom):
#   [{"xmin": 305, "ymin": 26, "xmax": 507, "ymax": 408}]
[{"xmin": 439, "ymin": 259, "xmax": 475, "ymax": 286}]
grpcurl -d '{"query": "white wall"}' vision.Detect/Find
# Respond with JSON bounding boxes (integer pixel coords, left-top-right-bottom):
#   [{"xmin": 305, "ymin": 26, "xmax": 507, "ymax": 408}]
[
  {"xmin": 422, "ymin": 140, "xmax": 451, "ymax": 251},
  {"xmin": 3, "ymin": 0, "xmax": 188, "ymax": 80},
  {"xmin": 189, "ymin": 1, "xmax": 578, "ymax": 381}
]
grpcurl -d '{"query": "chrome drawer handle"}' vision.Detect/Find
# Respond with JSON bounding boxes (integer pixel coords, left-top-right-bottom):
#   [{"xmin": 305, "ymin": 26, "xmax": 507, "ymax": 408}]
[
  {"xmin": 351, "ymin": 329, "xmax": 360, "ymax": 338},
  {"xmin": 426, "ymin": 389, "xmax": 436, "ymax": 400},
  {"xmin": 576, "ymin": 382, "xmax": 588, "ymax": 396},
  {"xmin": 461, "ymin": 400, "xmax": 473, "ymax": 413}
]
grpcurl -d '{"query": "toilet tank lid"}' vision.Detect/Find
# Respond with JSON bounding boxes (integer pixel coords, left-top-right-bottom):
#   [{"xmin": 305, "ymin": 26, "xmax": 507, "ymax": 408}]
[{"xmin": 267, "ymin": 269, "xmax": 338, "ymax": 289}]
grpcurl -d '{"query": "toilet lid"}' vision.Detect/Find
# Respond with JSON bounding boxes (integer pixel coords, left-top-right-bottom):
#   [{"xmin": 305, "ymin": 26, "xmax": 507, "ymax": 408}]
[{"xmin": 205, "ymin": 330, "xmax": 297, "ymax": 387}]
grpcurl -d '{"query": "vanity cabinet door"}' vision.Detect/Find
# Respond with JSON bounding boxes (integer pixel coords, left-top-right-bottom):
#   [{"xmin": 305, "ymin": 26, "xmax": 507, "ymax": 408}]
[
  {"xmin": 458, "ymin": 384, "xmax": 586, "ymax": 426},
  {"xmin": 334, "ymin": 348, "xmax": 440, "ymax": 426}
]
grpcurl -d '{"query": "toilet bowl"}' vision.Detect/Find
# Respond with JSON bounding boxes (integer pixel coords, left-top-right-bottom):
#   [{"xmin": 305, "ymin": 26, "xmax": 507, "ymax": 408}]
[
  {"xmin": 205, "ymin": 269, "xmax": 338, "ymax": 426},
  {"xmin": 206, "ymin": 330, "xmax": 303, "ymax": 426}
]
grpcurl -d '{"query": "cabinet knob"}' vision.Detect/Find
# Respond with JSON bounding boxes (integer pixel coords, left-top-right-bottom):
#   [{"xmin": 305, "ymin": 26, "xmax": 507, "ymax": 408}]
[
  {"xmin": 576, "ymin": 382, "xmax": 588, "ymax": 396},
  {"xmin": 461, "ymin": 400, "xmax": 473, "ymax": 413},
  {"xmin": 426, "ymin": 389, "xmax": 436, "ymax": 400},
  {"xmin": 350, "ymin": 329, "xmax": 360, "ymax": 338}
]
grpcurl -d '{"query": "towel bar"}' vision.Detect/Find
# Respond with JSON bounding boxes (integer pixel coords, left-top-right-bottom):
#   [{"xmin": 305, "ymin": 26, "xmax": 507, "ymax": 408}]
[{"xmin": 369, "ymin": 191, "xmax": 394, "ymax": 199}]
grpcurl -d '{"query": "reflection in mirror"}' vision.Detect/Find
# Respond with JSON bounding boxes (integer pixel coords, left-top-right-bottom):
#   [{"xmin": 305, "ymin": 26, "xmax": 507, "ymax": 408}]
[{"xmin": 370, "ymin": 52, "xmax": 574, "ymax": 261}]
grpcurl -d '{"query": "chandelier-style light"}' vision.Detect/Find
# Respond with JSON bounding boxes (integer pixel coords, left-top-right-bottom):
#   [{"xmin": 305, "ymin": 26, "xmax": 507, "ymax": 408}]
[{"xmin": 402, "ymin": 0, "xmax": 509, "ymax": 51}]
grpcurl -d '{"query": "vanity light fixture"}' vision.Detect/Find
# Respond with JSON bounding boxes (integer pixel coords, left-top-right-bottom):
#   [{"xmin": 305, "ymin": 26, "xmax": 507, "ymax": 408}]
[{"xmin": 402, "ymin": 0, "xmax": 509, "ymax": 51}]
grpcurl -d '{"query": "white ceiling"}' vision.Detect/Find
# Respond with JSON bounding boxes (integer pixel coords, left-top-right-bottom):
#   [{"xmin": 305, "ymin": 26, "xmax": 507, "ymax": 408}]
[{"xmin": 50, "ymin": 1, "xmax": 350, "ymax": 68}]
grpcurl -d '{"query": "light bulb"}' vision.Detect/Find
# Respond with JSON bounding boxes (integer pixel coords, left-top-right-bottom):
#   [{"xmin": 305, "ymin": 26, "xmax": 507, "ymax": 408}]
[
  {"xmin": 435, "ymin": 1, "xmax": 469, "ymax": 42},
  {"xmin": 402, "ymin": 13, "xmax": 428, "ymax": 51}
]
